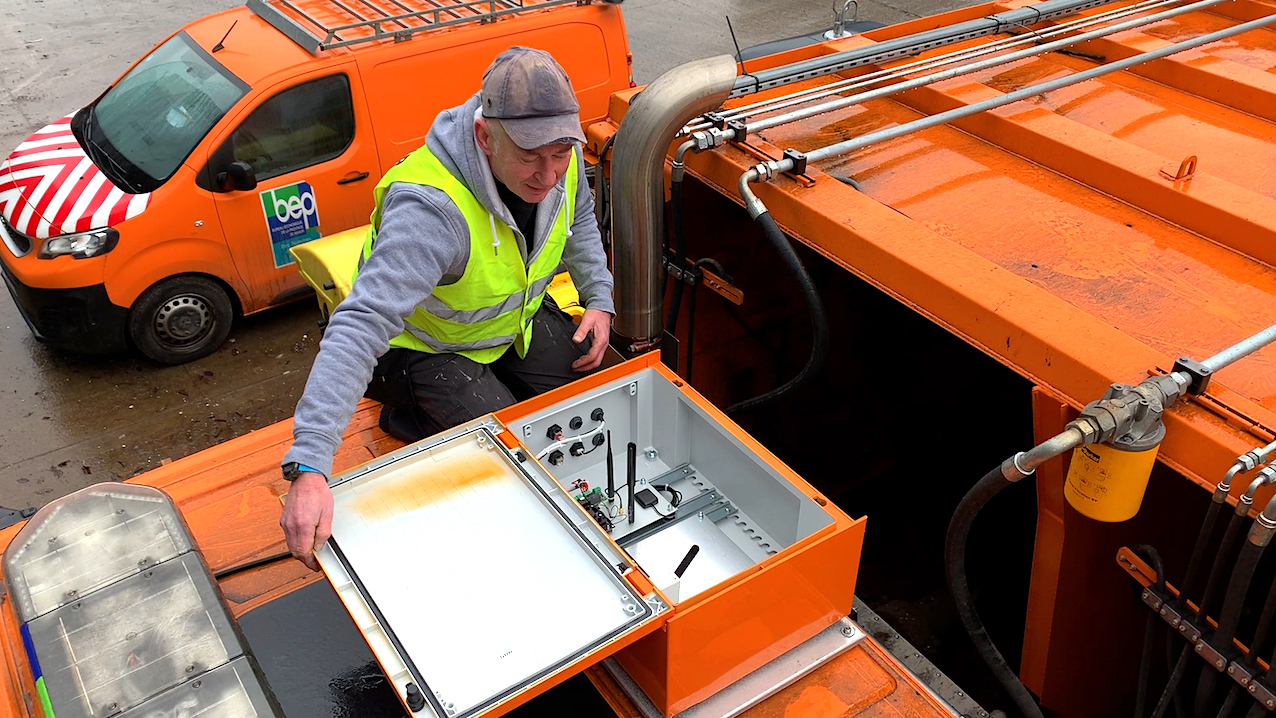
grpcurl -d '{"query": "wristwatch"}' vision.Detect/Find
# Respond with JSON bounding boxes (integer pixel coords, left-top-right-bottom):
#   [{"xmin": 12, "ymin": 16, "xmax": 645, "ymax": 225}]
[{"xmin": 281, "ymin": 462, "xmax": 318, "ymax": 482}]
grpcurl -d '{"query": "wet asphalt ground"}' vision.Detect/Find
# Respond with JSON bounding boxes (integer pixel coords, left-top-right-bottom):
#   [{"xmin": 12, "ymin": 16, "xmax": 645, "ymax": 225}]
[{"xmin": 0, "ymin": 0, "xmax": 979, "ymax": 509}]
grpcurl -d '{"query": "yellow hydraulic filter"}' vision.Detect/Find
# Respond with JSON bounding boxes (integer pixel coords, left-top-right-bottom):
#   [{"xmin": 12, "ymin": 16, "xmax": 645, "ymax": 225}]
[{"xmin": 1065, "ymin": 441, "xmax": 1160, "ymax": 522}]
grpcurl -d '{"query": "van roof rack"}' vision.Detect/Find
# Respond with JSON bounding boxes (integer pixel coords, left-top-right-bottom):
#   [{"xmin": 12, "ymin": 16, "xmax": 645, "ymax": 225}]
[{"xmin": 247, "ymin": 0, "xmax": 602, "ymax": 54}]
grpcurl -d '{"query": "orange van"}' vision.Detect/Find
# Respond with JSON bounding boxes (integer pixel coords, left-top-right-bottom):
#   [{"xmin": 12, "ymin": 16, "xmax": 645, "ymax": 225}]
[{"xmin": 0, "ymin": 0, "xmax": 631, "ymax": 364}]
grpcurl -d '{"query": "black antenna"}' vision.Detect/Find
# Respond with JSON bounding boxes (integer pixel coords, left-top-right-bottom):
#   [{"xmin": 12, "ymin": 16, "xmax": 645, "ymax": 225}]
[
  {"xmin": 605, "ymin": 430, "xmax": 615, "ymax": 498},
  {"xmin": 627, "ymin": 443, "xmax": 637, "ymax": 525},
  {"xmin": 725, "ymin": 15, "xmax": 747, "ymax": 77},
  {"xmin": 212, "ymin": 20, "xmax": 238, "ymax": 53}
]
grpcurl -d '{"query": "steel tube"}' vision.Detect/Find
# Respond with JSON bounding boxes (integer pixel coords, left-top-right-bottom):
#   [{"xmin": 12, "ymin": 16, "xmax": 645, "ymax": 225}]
[
  {"xmin": 610, "ymin": 55, "xmax": 737, "ymax": 346},
  {"xmin": 692, "ymin": 0, "xmax": 1181, "ymax": 130},
  {"xmin": 1201, "ymin": 322, "xmax": 1276, "ymax": 373},
  {"xmin": 803, "ymin": 13, "xmax": 1276, "ymax": 163},
  {"xmin": 748, "ymin": 0, "xmax": 1227, "ymax": 134},
  {"xmin": 730, "ymin": 0, "xmax": 1123, "ymax": 98}
]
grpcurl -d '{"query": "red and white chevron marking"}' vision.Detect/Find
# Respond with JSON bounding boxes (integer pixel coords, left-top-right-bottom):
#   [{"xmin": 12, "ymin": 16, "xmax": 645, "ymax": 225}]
[{"xmin": 0, "ymin": 115, "xmax": 150, "ymax": 242}]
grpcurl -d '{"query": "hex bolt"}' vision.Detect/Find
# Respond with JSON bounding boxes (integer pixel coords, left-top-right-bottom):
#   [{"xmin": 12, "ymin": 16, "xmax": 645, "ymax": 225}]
[
  {"xmin": 1229, "ymin": 665, "xmax": 1236, "ymax": 675},
  {"xmin": 645, "ymin": 448, "xmax": 659, "ymax": 461}
]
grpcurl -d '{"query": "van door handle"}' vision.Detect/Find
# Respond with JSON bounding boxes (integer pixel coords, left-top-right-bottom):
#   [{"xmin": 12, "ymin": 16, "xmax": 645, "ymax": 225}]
[{"xmin": 337, "ymin": 171, "xmax": 370, "ymax": 185}]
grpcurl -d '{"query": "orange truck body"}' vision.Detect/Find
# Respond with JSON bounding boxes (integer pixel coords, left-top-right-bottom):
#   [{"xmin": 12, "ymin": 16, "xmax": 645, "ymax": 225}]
[{"xmin": 0, "ymin": 0, "xmax": 630, "ymax": 363}]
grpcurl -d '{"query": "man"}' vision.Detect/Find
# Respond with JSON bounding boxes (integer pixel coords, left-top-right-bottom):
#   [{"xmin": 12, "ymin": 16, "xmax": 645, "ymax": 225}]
[{"xmin": 279, "ymin": 47, "xmax": 614, "ymax": 569}]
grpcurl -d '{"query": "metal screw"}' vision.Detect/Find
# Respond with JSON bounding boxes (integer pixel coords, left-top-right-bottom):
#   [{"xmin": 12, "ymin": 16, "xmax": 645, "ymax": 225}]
[
  {"xmin": 1266, "ymin": 699, "xmax": 1274, "ymax": 709},
  {"xmin": 185, "ymin": 664, "xmax": 196, "ymax": 673},
  {"xmin": 1141, "ymin": 590, "xmax": 1150, "ymax": 600},
  {"xmin": 1197, "ymin": 644, "xmax": 1204, "ymax": 652},
  {"xmin": 840, "ymin": 626, "xmax": 854, "ymax": 637},
  {"xmin": 1251, "ymin": 685, "xmax": 1259, "ymax": 693},
  {"xmin": 192, "ymin": 680, "xmax": 201, "ymax": 689},
  {"xmin": 645, "ymin": 448, "xmax": 658, "ymax": 461},
  {"xmin": 698, "ymin": 511, "xmax": 704, "ymax": 522},
  {"xmin": 125, "ymin": 632, "xmax": 137, "ymax": 640},
  {"xmin": 1229, "ymin": 665, "xmax": 1236, "ymax": 674}
]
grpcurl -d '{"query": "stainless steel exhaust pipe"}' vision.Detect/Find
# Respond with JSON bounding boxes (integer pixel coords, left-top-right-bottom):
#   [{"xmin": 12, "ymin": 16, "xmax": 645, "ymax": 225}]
[{"xmin": 610, "ymin": 55, "xmax": 737, "ymax": 349}]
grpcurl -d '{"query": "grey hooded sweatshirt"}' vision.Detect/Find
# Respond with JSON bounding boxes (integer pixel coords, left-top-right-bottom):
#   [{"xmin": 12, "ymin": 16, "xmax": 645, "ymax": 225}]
[{"xmin": 283, "ymin": 93, "xmax": 614, "ymax": 479}]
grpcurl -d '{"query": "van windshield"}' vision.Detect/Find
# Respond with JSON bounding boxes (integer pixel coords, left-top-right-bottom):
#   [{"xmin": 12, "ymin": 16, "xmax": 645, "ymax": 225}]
[{"xmin": 77, "ymin": 31, "xmax": 248, "ymax": 194}]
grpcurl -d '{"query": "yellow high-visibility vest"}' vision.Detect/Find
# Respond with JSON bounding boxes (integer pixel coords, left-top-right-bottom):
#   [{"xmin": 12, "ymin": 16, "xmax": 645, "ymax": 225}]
[{"xmin": 357, "ymin": 145, "xmax": 577, "ymax": 363}]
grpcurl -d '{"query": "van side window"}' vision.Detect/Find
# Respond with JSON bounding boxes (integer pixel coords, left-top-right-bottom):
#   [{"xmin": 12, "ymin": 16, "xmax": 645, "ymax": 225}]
[{"xmin": 224, "ymin": 75, "xmax": 355, "ymax": 182}]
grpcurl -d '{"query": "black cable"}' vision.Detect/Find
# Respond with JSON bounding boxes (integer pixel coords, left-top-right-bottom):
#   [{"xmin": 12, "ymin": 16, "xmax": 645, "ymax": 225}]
[
  {"xmin": 1132, "ymin": 544, "xmax": 1166, "ymax": 718},
  {"xmin": 213, "ymin": 550, "xmax": 292, "ymax": 580},
  {"xmin": 1153, "ymin": 647, "xmax": 1195, "ymax": 718},
  {"xmin": 1200, "ymin": 511, "xmax": 1252, "ymax": 624},
  {"xmin": 653, "ymin": 484, "xmax": 682, "ymax": 507},
  {"xmin": 726, "ymin": 212, "xmax": 828, "ymax": 416},
  {"xmin": 666, "ymin": 167, "xmax": 688, "ymax": 337},
  {"xmin": 595, "ymin": 133, "xmax": 616, "ymax": 254},
  {"xmin": 686, "ymin": 270, "xmax": 699, "ymax": 382},
  {"xmin": 945, "ymin": 464, "xmax": 1044, "ymax": 718}
]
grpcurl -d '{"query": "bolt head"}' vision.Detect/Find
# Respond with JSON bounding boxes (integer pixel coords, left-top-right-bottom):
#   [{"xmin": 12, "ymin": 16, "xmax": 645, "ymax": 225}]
[
  {"xmin": 841, "ymin": 626, "xmax": 854, "ymax": 637},
  {"xmin": 1229, "ymin": 665, "xmax": 1236, "ymax": 674}
]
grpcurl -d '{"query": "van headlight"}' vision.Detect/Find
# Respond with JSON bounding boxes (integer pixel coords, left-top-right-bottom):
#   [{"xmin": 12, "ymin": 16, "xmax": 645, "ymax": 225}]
[{"xmin": 38, "ymin": 227, "xmax": 119, "ymax": 259}]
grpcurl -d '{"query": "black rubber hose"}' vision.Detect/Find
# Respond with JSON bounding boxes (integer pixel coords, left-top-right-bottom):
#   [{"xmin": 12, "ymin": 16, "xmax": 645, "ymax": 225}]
[
  {"xmin": 665, "ymin": 173, "xmax": 687, "ymax": 336},
  {"xmin": 1170, "ymin": 496, "xmax": 1227, "ymax": 718},
  {"xmin": 1241, "ymin": 568, "xmax": 1276, "ymax": 670},
  {"xmin": 1181, "ymin": 499, "xmax": 1227, "ymax": 611},
  {"xmin": 1194, "ymin": 540, "xmax": 1266, "ymax": 718},
  {"xmin": 1134, "ymin": 545, "xmax": 1167, "ymax": 718},
  {"xmin": 946, "ymin": 464, "xmax": 1045, "ymax": 718},
  {"xmin": 1153, "ymin": 646, "xmax": 1196, "ymax": 718},
  {"xmin": 725, "ymin": 212, "xmax": 828, "ymax": 416},
  {"xmin": 1213, "ymin": 689, "xmax": 1240, "ymax": 718},
  {"xmin": 1243, "ymin": 704, "xmax": 1267, "ymax": 718},
  {"xmin": 1200, "ymin": 512, "xmax": 1252, "ymax": 623}
]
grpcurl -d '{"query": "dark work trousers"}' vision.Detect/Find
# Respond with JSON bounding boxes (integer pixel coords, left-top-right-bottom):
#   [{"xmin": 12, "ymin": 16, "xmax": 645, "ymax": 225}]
[{"xmin": 364, "ymin": 296, "xmax": 592, "ymax": 443}]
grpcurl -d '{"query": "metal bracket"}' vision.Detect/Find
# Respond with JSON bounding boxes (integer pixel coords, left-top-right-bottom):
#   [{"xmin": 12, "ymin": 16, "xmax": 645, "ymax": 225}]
[
  {"xmin": 702, "ymin": 111, "xmax": 729, "ymax": 130},
  {"xmin": 1226, "ymin": 661, "xmax": 1276, "ymax": 711},
  {"xmin": 727, "ymin": 119, "xmax": 748, "ymax": 144},
  {"xmin": 783, "ymin": 148, "xmax": 808, "ymax": 176},
  {"xmin": 1173, "ymin": 356, "xmax": 1213, "ymax": 396}
]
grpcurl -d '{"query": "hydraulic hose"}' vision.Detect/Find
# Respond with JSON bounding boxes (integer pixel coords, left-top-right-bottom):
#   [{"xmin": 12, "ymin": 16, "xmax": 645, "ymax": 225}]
[
  {"xmin": 1195, "ymin": 539, "xmax": 1267, "ymax": 717},
  {"xmin": 1180, "ymin": 474, "xmax": 1241, "ymax": 611},
  {"xmin": 1134, "ymin": 544, "xmax": 1166, "ymax": 718},
  {"xmin": 725, "ymin": 210, "xmax": 828, "ymax": 415},
  {"xmin": 946, "ymin": 463, "xmax": 1046, "ymax": 718},
  {"xmin": 1153, "ymin": 646, "xmax": 1195, "ymax": 718}
]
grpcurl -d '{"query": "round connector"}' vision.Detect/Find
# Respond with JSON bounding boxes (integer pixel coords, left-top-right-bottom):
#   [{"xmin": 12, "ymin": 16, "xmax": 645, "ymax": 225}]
[
  {"xmin": 592, "ymin": 433, "xmax": 606, "ymax": 447},
  {"xmin": 591, "ymin": 408, "xmax": 605, "ymax": 422},
  {"xmin": 569, "ymin": 416, "xmax": 583, "ymax": 430}
]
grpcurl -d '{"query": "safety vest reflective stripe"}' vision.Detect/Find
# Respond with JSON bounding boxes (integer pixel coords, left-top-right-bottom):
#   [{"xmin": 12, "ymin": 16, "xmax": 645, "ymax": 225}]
[
  {"xmin": 400, "ymin": 324, "xmax": 517, "ymax": 354},
  {"xmin": 419, "ymin": 270, "xmax": 556, "ymax": 324}
]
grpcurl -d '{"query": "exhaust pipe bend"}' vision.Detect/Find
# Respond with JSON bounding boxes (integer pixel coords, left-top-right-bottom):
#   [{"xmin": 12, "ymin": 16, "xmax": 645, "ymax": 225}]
[{"xmin": 611, "ymin": 55, "xmax": 738, "ymax": 350}]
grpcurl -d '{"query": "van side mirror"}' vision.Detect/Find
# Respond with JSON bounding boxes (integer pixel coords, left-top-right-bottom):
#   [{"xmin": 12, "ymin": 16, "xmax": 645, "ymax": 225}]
[{"xmin": 217, "ymin": 161, "xmax": 257, "ymax": 192}]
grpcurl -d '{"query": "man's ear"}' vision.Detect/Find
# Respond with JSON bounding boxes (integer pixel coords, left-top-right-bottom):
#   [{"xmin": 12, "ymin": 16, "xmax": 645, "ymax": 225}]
[{"xmin": 475, "ymin": 118, "xmax": 494, "ymax": 158}]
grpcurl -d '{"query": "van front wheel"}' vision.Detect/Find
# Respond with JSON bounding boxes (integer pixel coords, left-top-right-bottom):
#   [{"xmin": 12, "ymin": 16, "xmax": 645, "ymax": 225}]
[{"xmin": 128, "ymin": 276, "xmax": 234, "ymax": 365}]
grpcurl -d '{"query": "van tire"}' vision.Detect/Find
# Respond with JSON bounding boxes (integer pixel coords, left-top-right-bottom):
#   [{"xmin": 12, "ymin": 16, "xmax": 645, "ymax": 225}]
[{"xmin": 128, "ymin": 276, "xmax": 234, "ymax": 365}]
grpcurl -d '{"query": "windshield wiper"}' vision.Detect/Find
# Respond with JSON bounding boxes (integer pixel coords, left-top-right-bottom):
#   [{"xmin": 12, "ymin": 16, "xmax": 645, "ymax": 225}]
[{"xmin": 77, "ymin": 105, "xmax": 143, "ymax": 194}]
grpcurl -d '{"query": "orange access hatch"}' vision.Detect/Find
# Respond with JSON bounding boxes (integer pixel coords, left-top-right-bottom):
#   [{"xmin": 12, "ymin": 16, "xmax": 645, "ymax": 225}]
[{"xmin": 315, "ymin": 355, "xmax": 866, "ymax": 717}]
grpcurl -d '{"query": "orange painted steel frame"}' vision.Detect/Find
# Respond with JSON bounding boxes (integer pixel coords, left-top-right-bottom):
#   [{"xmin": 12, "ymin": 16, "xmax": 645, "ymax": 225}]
[
  {"xmin": 588, "ymin": 0, "xmax": 1276, "ymax": 713},
  {"xmin": 496, "ymin": 353, "xmax": 866, "ymax": 716}
]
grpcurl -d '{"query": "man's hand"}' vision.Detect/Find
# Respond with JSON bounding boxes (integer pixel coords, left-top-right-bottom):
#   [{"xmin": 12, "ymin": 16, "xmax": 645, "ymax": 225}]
[
  {"xmin": 280, "ymin": 472, "xmax": 334, "ymax": 571},
  {"xmin": 572, "ymin": 308, "xmax": 611, "ymax": 372}
]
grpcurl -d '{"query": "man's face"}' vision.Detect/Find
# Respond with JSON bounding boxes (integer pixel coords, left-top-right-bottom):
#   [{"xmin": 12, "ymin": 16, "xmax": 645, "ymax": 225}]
[{"xmin": 476, "ymin": 118, "xmax": 573, "ymax": 204}]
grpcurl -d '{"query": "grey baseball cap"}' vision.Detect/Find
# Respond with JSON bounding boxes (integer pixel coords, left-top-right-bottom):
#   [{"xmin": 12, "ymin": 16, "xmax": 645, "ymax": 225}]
[{"xmin": 481, "ymin": 46, "xmax": 586, "ymax": 149}]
